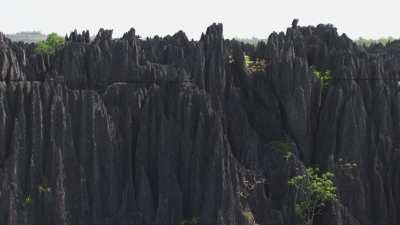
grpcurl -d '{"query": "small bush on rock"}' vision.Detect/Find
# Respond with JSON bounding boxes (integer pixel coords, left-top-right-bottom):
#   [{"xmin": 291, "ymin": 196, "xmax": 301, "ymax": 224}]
[
  {"xmin": 242, "ymin": 211, "xmax": 260, "ymax": 225},
  {"xmin": 288, "ymin": 167, "xmax": 337, "ymax": 225},
  {"xmin": 313, "ymin": 69, "xmax": 332, "ymax": 89},
  {"xmin": 244, "ymin": 55, "xmax": 266, "ymax": 73}
]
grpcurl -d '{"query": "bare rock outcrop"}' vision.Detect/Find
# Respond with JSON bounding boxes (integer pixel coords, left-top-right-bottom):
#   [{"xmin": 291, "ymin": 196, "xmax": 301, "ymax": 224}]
[{"xmin": 0, "ymin": 21, "xmax": 399, "ymax": 225}]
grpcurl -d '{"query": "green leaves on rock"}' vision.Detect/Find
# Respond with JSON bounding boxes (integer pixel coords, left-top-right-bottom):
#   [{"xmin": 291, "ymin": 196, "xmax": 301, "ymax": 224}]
[
  {"xmin": 312, "ymin": 69, "xmax": 332, "ymax": 89},
  {"xmin": 288, "ymin": 167, "xmax": 337, "ymax": 225},
  {"xmin": 244, "ymin": 55, "xmax": 266, "ymax": 73}
]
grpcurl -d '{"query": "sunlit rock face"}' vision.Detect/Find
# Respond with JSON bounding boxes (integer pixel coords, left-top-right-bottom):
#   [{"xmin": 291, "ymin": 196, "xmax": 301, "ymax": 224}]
[{"xmin": 0, "ymin": 22, "xmax": 399, "ymax": 225}]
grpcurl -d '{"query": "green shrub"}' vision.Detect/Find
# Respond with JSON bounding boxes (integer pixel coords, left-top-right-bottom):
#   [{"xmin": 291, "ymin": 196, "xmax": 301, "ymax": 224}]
[
  {"xmin": 244, "ymin": 55, "xmax": 266, "ymax": 73},
  {"xmin": 288, "ymin": 168, "xmax": 337, "ymax": 225},
  {"xmin": 270, "ymin": 140, "xmax": 292, "ymax": 154},
  {"xmin": 270, "ymin": 140, "xmax": 294, "ymax": 161},
  {"xmin": 242, "ymin": 211, "xmax": 259, "ymax": 225},
  {"xmin": 24, "ymin": 195, "xmax": 32, "ymax": 205},
  {"xmin": 34, "ymin": 33, "xmax": 65, "ymax": 55},
  {"xmin": 313, "ymin": 69, "xmax": 332, "ymax": 89}
]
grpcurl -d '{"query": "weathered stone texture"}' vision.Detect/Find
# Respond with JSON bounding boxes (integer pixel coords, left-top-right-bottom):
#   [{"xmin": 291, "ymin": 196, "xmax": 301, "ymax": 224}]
[{"xmin": 0, "ymin": 22, "xmax": 399, "ymax": 225}]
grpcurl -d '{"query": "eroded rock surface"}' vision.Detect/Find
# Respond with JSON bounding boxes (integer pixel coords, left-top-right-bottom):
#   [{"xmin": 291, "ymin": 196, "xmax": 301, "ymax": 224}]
[{"xmin": 0, "ymin": 22, "xmax": 399, "ymax": 225}]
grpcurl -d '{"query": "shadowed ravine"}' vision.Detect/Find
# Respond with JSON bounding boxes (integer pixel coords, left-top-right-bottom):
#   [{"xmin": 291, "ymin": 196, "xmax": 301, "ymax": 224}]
[{"xmin": 0, "ymin": 22, "xmax": 399, "ymax": 225}]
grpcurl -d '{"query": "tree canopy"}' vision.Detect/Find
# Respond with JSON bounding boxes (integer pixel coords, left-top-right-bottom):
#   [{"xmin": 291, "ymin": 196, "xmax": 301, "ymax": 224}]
[
  {"xmin": 288, "ymin": 168, "xmax": 337, "ymax": 225},
  {"xmin": 34, "ymin": 33, "xmax": 65, "ymax": 55}
]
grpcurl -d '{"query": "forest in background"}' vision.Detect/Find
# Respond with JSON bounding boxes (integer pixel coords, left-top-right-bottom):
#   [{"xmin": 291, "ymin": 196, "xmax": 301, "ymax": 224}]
[{"xmin": 5, "ymin": 31, "xmax": 399, "ymax": 47}]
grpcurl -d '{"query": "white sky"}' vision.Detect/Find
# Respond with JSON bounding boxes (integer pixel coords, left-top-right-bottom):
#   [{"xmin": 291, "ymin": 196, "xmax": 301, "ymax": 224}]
[{"xmin": 1, "ymin": 0, "xmax": 399, "ymax": 40}]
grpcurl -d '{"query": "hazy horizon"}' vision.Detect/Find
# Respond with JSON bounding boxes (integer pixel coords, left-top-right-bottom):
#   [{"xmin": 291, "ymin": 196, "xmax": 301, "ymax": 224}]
[{"xmin": 1, "ymin": 0, "xmax": 399, "ymax": 40}]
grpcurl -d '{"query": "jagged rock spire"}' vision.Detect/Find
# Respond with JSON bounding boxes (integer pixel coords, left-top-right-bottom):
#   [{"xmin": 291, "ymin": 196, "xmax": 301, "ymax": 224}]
[
  {"xmin": 65, "ymin": 29, "xmax": 90, "ymax": 43},
  {"xmin": 292, "ymin": 18, "xmax": 299, "ymax": 28}
]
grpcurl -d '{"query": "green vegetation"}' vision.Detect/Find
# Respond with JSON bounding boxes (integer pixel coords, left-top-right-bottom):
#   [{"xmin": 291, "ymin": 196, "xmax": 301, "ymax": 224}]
[
  {"xmin": 270, "ymin": 140, "xmax": 294, "ymax": 161},
  {"xmin": 270, "ymin": 140, "xmax": 292, "ymax": 154},
  {"xmin": 24, "ymin": 195, "xmax": 32, "ymax": 205},
  {"xmin": 354, "ymin": 37, "xmax": 396, "ymax": 47},
  {"xmin": 180, "ymin": 217, "xmax": 199, "ymax": 225},
  {"xmin": 288, "ymin": 168, "xmax": 337, "ymax": 225},
  {"xmin": 244, "ymin": 55, "xmax": 266, "ymax": 73},
  {"xmin": 242, "ymin": 211, "xmax": 259, "ymax": 225},
  {"xmin": 34, "ymin": 33, "xmax": 65, "ymax": 55},
  {"xmin": 284, "ymin": 151, "xmax": 293, "ymax": 161},
  {"xmin": 313, "ymin": 69, "xmax": 332, "ymax": 89}
]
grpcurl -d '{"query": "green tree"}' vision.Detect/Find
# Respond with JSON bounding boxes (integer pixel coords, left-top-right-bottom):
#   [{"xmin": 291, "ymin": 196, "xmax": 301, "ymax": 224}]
[
  {"xmin": 313, "ymin": 69, "xmax": 332, "ymax": 89},
  {"xmin": 34, "ymin": 33, "xmax": 65, "ymax": 55},
  {"xmin": 288, "ymin": 168, "xmax": 337, "ymax": 225}
]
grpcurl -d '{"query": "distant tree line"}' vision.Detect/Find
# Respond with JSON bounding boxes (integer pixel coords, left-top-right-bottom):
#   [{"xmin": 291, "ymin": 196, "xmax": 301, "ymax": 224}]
[
  {"xmin": 235, "ymin": 36, "xmax": 398, "ymax": 47},
  {"xmin": 6, "ymin": 31, "xmax": 47, "ymax": 43},
  {"xmin": 353, "ymin": 37, "xmax": 396, "ymax": 47},
  {"xmin": 235, "ymin": 37, "xmax": 267, "ymax": 46}
]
